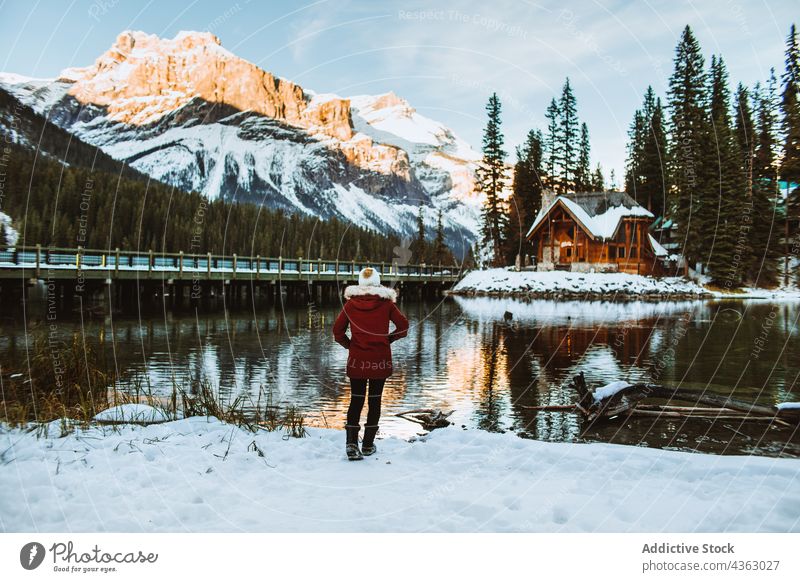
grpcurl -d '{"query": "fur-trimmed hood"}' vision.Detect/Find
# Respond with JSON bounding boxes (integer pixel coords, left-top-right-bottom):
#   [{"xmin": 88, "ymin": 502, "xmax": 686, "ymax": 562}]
[{"xmin": 344, "ymin": 284, "xmax": 397, "ymax": 303}]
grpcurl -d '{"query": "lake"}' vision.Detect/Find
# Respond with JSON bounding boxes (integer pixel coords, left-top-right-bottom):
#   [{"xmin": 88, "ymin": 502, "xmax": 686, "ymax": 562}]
[{"xmin": 3, "ymin": 295, "xmax": 799, "ymax": 456}]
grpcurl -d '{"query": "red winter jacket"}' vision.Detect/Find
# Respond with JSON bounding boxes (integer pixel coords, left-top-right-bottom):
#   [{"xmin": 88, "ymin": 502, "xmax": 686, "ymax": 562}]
[{"xmin": 333, "ymin": 284, "xmax": 409, "ymax": 379}]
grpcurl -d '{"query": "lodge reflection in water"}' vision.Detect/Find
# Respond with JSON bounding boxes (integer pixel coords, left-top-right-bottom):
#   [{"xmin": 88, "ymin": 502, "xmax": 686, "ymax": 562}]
[{"xmin": 1, "ymin": 297, "xmax": 798, "ymax": 455}]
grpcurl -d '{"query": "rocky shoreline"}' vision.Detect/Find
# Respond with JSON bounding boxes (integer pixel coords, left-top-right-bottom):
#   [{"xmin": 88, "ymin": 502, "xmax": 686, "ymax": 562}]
[{"xmin": 447, "ymin": 288, "xmax": 712, "ymax": 300}]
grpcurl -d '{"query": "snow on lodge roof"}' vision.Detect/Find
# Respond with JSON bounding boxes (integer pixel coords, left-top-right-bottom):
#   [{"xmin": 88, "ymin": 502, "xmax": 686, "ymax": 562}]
[{"xmin": 526, "ymin": 191, "xmax": 654, "ymax": 241}]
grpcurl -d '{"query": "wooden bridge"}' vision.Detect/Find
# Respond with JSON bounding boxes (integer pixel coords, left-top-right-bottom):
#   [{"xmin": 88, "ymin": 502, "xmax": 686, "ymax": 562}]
[{"xmin": 0, "ymin": 245, "xmax": 464, "ymax": 310}]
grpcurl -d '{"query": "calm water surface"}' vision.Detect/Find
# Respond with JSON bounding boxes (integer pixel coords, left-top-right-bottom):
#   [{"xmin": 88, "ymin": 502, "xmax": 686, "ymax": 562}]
[{"xmin": 3, "ymin": 297, "xmax": 799, "ymax": 456}]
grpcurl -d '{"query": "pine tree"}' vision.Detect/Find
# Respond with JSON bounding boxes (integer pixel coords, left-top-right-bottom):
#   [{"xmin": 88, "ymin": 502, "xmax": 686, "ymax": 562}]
[
  {"xmin": 559, "ymin": 78, "xmax": 579, "ymax": 191},
  {"xmin": 750, "ymin": 72, "xmax": 783, "ymax": 285},
  {"xmin": 544, "ymin": 98, "xmax": 561, "ymax": 191},
  {"xmin": 734, "ymin": 82, "xmax": 756, "ymax": 276},
  {"xmin": 668, "ymin": 25, "xmax": 711, "ymax": 272},
  {"xmin": 506, "ymin": 129, "xmax": 545, "ymax": 264},
  {"xmin": 411, "ymin": 205, "xmax": 427, "ymax": 263},
  {"xmin": 476, "ymin": 93, "xmax": 508, "ymax": 266},
  {"xmin": 781, "ymin": 23, "xmax": 800, "ymax": 189},
  {"xmin": 625, "ymin": 108, "xmax": 646, "ymax": 197},
  {"xmin": 0, "ymin": 221, "xmax": 7, "ymax": 249},
  {"xmin": 626, "ymin": 87, "xmax": 659, "ymax": 201},
  {"xmin": 609, "ymin": 169, "xmax": 618, "ymax": 190},
  {"xmin": 576, "ymin": 123, "xmax": 591, "ymax": 192},
  {"xmin": 433, "ymin": 209, "xmax": 449, "ymax": 265},
  {"xmin": 705, "ymin": 55, "xmax": 747, "ymax": 285},
  {"xmin": 640, "ymin": 91, "xmax": 670, "ymax": 217},
  {"xmin": 519, "ymin": 129, "xmax": 545, "ymax": 219},
  {"xmin": 734, "ymin": 83, "xmax": 756, "ymax": 188},
  {"xmin": 592, "ymin": 163, "xmax": 605, "ymax": 191},
  {"xmin": 780, "ymin": 23, "xmax": 800, "ymax": 284}
]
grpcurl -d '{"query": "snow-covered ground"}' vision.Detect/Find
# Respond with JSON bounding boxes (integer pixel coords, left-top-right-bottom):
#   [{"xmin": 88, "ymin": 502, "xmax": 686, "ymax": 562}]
[
  {"xmin": 452, "ymin": 269, "xmax": 800, "ymax": 299},
  {"xmin": 707, "ymin": 286, "xmax": 800, "ymax": 300},
  {"xmin": 2, "ymin": 415, "xmax": 799, "ymax": 532},
  {"xmin": 452, "ymin": 269, "xmax": 711, "ymax": 297}
]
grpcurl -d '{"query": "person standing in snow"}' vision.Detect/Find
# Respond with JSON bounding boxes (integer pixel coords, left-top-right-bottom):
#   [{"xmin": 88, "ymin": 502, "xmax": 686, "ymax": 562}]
[{"xmin": 333, "ymin": 267, "xmax": 409, "ymax": 461}]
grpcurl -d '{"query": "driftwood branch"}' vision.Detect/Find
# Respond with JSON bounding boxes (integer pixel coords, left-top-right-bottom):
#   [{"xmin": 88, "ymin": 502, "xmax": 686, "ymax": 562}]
[{"xmin": 395, "ymin": 408, "xmax": 454, "ymax": 431}]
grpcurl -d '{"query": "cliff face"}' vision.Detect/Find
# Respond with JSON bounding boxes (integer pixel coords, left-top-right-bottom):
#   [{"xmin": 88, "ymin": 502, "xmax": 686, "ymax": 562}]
[
  {"xmin": 0, "ymin": 31, "xmax": 484, "ymax": 254},
  {"xmin": 60, "ymin": 31, "xmax": 354, "ymax": 140}
]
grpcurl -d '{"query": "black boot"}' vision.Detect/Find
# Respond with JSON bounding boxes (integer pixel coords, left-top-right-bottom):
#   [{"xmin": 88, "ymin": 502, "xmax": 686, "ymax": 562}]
[
  {"xmin": 362, "ymin": 425, "xmax": 379, "ymax": 456},
  {"xmin": 345, "ymin": 425, "xmax": 363, "ymax": 461}
]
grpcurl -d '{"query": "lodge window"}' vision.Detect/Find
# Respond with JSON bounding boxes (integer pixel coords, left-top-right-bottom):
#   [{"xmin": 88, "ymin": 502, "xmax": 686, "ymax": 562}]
[
  {"xmin": 608, "ymin": 247, "xmax": 617, "ymax": 259},
  {"xmin": 618, "ymin": 246, "xmax": 626, "ymax": 259},
  {"xmin": 565, "ymin": 247, "xmax": 572, "ymax": 258}
]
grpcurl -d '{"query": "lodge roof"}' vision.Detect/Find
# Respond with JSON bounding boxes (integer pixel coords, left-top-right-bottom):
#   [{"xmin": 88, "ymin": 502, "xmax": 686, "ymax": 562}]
[{"xmin": 526, "ymin": 191, "xmax": 654, "ymax": 241}]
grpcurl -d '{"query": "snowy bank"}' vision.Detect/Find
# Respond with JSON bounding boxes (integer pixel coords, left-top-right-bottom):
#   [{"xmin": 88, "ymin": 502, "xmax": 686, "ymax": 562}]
[
  {"xmin": 451, "ymin": 269, "xmax": 711, "ymax": 298},
  {"xmin": 2, "ymin": 417, "xmax": 799, "ymax": 532},
  {"xmin": 451, "ymin": 269, "xmax": 800, "ymax": 299},
  {"xmin": 707, "ymin": 286, "xmax": 800, "ymax": 300}
]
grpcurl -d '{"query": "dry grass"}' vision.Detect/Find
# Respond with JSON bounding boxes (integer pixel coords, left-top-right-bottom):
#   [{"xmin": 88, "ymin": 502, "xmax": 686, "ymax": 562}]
[{"xmin": 1, "ymin": 332, "xmax": 307, "ymax": 437}]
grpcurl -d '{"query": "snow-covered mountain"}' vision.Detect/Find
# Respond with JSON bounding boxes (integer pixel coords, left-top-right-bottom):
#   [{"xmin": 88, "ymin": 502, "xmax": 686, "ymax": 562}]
[{"xmin": 0, "ymin": 30, "xmax": 483, "ymax": 254}]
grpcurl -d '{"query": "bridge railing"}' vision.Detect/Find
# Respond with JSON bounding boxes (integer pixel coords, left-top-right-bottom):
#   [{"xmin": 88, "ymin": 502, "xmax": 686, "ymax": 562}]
[{"xmin": 0, "ymin": 245, "xmax": 462, "ymax": 279}]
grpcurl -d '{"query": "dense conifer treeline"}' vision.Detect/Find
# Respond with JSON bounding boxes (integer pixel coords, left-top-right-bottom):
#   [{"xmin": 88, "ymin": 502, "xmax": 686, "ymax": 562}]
[
  {"xmin": 623, "ymin": 24, "xmax": 800, "ymax": 286},
  {"xmin": 475, "ymin": 23, "xmax": 799, "ymax": 286},
  {"xmin": 0, "ymin": 144, "xmax": 401, "ymax": 261}
]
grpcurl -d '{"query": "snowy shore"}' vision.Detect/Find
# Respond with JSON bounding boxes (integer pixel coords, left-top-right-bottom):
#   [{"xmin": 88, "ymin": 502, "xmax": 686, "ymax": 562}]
[
  {"xmin": 450, "ymin": 269, "xmax": 800, "ymax": 300},
  {"xmin": 2, "ymin": 416, "xmax": 799, "ymax": 532}
]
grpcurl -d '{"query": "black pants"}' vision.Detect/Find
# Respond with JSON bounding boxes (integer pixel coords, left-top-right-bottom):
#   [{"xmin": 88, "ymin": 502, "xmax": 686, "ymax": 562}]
[{"xmin": 346, "ymin": 378, "xmax": 385, "ymax": 427}]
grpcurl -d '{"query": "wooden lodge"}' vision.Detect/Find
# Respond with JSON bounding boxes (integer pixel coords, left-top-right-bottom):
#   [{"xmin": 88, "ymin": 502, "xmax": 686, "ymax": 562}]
[{"xmin": 526, "ymin": 191, "xmax": 668, "ymax": 276}]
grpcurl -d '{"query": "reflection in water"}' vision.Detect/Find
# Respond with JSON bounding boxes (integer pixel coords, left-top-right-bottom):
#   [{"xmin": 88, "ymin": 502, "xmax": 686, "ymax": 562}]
[
  {"xmin": 2, "ymin": 297, "xmax": 798, "ymax": 456},
  {"xmin": 455, "ymin": 297, "xmax": 800, "ymax": 456}
]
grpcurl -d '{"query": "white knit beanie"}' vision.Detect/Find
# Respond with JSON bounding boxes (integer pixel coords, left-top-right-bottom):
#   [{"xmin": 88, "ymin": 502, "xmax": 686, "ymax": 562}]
[{"xmin": 358, "ymin": 266, "xmax": 381, "ymax": 286}]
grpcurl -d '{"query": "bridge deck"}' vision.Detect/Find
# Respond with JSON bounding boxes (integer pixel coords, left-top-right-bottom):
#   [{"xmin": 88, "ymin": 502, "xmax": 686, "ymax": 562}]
[{"xmin": 0, "ymin": 246, "xmax": 463, "ymax": 283}]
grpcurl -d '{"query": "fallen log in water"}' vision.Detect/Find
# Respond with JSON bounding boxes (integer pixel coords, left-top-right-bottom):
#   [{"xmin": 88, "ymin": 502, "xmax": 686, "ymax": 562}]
[
  {"xmin": 621, "ymin": 409, "xmax": 780, "ymax": 421},
  {"xmin": 525, "ymin": 372, "xmax": 799, "ymax": 426},
  {"xmin": 523, "ymin": 403, "xmax": 785, "ymax": 419}
]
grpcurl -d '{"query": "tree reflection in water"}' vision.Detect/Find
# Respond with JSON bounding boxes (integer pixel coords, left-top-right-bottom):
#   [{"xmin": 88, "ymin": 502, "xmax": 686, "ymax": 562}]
[{"xmin": 2, "ymin": 296, "xmax": 798, "ymax": 455}]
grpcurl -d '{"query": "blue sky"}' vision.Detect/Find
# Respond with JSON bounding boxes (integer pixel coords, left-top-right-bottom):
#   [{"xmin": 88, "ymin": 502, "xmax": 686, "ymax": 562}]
[{"xmin": 0, "ymin": 0, "xmax": 796, "ymax": 180}]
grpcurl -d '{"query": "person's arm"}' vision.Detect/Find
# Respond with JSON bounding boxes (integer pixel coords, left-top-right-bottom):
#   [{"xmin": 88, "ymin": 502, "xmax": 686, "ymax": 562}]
[
  {"xmin": 388, "ymin": 304, "xmax": 409, "ymax": 343},
  {"xmin": 333, "ymin": 308, "xmax": 351, "ymax": 348}
]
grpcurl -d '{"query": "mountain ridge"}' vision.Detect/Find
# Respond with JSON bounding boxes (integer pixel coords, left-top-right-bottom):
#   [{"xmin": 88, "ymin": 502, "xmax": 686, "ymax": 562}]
[{"xmin": 0, "ymin": 30, "xmax": 484, "ymax": 255}]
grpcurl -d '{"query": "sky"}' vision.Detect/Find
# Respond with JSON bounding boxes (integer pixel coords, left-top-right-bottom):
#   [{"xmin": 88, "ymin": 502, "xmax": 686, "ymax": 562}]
[{"xmin": 0, "ymin": 0, "xmax": 796, "ymax": 180}]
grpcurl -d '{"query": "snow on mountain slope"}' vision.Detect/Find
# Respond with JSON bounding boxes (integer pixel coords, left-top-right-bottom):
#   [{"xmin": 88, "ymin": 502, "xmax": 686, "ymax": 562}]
[
  {"xmin": 349, "ymin": 91, "xmax": 483, "ymax": 236},
  {"xmin": 350, "ymin": 93, "xmax": 480, "ymax": 197},
  {"xmin": 0, "ymin": 31, "xmax": 484, "ymax": 254},
  {"xmin": 0, "ymin": 211, "xmax": 19, "ymax": 246}
]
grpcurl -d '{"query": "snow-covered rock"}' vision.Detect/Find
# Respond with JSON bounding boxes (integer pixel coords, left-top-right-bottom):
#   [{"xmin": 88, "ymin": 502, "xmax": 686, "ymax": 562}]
[
  {"xmin": 451, "ymin": 269, "xmax": 712, "ymax": 298},
  {"xmin": 2, "ymin": 417, "xmax": 799, "ymax": 532},
  {"xmin": 0, "ymin": 30, "xmax": 483, "ymax": 252},
  {"xmin": 93, "ymin": 404, "xmax": 172, "ymax": 424}
]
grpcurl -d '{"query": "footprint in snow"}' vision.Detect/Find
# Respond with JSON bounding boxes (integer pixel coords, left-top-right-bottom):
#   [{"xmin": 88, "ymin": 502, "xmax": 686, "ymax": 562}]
[{"xmin": 552, "ymin": 506, "xmax": 570, "ymax": 525}]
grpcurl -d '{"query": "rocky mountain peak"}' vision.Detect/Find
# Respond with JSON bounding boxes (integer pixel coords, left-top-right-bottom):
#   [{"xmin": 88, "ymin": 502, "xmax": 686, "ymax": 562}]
[
  {"xmin": 371, "ymin": 91, "xmax": 410, "ymax": 111},
  {"xmin": 57, "ymin": 30, "xmax": 354, "ymax": 140},
  {"xmin": 0, "ymin": 30, "xmax": 485, "ymax": 252}
]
